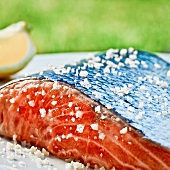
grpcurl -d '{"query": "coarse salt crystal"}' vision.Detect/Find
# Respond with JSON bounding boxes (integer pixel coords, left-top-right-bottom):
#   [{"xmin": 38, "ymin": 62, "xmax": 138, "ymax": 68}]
[
  {"xmin": 92, "ymin": 91, "xmax": 101, "ymax": 99},
  {"xmin": 51, "ymin": 100, "xmax": 57, "ymax": 106},
  {"xmin": 95, "ymin": 105, "xmax": 101, "ymax": 113},
  {"xmin": 128, "ymin": 47, "xmax": 134, "ymax": 53},
  {"xmin": 66, "ymin": 133, "xmax": 73, "ymax": 139},
  {"xmin": 10, "ymin": 98, "xmax": 15, "ymax": 103},
  {"xmin": 30, "ymin": 146, "xmax": 37, "ymax": 154},
  {"xmin": 90, "ymin": 123, "xmax": 98, "ymax": 130},
  {"xmin": 128, "ymin": 106, "xmax": 134, "ymax": 112},
  {"xmin": 120, "ymin": 127, "xmax": 128, "ymax": 134},
  {"xmin": 138, "ymin": 102, "xmax": 144, "ymax": 109},
  {"xmin": 41, "ymin": 90, "xmax": 46, "ymax": 96},
  {"xmin": 133, "ymin": 50, "xmax": 138, "ymax": 55},
  {"xmin": 79, "ymin": 70, "xmax": 88, "ymax": 77},
  {"xmin": 42, "ymin": 148, "xmax": 49, "ymax": 157},
  {"xmin": 6, "ymin": 142, "xmax": 14, "ymax": 151},
  {"xmin": 34, "ymin": 150, "xmax": 44, "ymax": 158},
  {"xmin": 95, "ymin": 73, "xmax": 101, "ymax": 77},
  {"xmin": 28, "ymin": 100, "xmax": 35, "ymax": 107},
  {"xmin": 98, "ymin": 131, "xmax": 106, "ymax": 140},
  {"xmin": 71, "ymin": 117, "xmax": 75, "ymax": 122},
  {"xmin": 68, "ymin": 102, "xmax": 73, "ymax": 107},
  {"xmin": 76, "ymin": 111, "xmax": 83, "ymax": 118},
  {"xmin": 13, "ymin": 134, "xmax": 17, "ymax": 143},
  {"xmin": 106, "ymin": 103, "xmax": 112, "ymax": 109},
  {"xmin": 40, "ymin": 108, "xmax": 46, "ymax": 117},
  {"xmin": 120, "ymin": 49, "xmax": 127, "ymax": 56},
  {"xmin": 148, "ymin": 96, "xmax": 152, "ymax": 102},
  {"xmin": 80, "ymin": 78, "xmax": 91, "ymax": 89},
  {"xmin": 135, "ymin": 111, "xmax": 144, "ymax": 120},
  {"xmin": 70, "ymin": 111, "xmax": 74, "ymax": 116},
  {"xmin": 140, "ymin": 85, "xmax": 147, "ymax": 91},
  {"xmin": 106, "ymin": 49, "xmax": 116, "ymax": 58},
  {"xmin": 103, "ymin": 67, "xmax": 110, "ymax": 74},
  {"xmin": 76, "ymin": 124, "xmax": 85, "ymax": 133},
  {"xmin": 129, "ymin": 54, "xmax": 137, "ymax": 60},
  {"xmin": 138, "ymin": 77, "xmax": 143, "ymax": 81},
  {"xmin": 154, "ymin": 63, "xmax": 161, "ymax": 69},
  {"xmin": 7, "ymin": 153, "xmax": 15, "ymax": 160},
  {"xmin": 55, "ymin": 136, "xmax": 61, "ymax": 142},
  {"xmin": 167, "ymin": 70, "xmax": 170, "ymax": 77},
  {"xmin": 52, "ymin": 81, "xmax": 60, "ymax": 89}
]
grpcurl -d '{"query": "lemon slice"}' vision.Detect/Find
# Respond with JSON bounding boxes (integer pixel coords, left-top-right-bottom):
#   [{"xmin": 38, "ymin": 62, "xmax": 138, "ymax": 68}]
[{"xmin": 0, "ymin": 21, "xmax": 36, "ymax": 78}]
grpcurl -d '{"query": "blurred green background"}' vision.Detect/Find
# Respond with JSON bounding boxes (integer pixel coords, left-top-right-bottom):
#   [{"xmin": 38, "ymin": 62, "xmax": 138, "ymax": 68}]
[{"xmin": 0, "ymin": 0, "xmax": 170, "ymax": 53}]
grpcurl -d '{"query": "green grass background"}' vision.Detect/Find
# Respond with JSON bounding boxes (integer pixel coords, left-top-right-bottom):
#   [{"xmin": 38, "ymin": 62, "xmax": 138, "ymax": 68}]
[{"xmin": 0, "ymin": 0, "xmax": 170, "ymax": 53}]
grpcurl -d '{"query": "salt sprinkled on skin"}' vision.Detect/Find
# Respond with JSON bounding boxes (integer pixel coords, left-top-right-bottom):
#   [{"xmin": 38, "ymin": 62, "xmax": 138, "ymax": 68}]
[
  {"xmin": 127, "ymin": 106, "xmax": 134, "ymax": 112},
  {"xmin": 154, "ymin": 63, "xmax": 161, "ymax": 69},
  {"xmin": 129, "ymin": 54, "xmax": 137, "ymax": 60},
  {"xmin": 140, "ymin": 85, "xmax": 147, "ymax": 91},
  {"xmin": 103, "ymin": 67, "xmax": 110, "ymax": 74},
  {"xmin": 135, "ymin": 111, "xmax": 145, "ymax": 120},
  {"xmin": 80, "ymin": 78, "xmax": 91, "ymax": 89},
  {"xmin": 79, "ymin": 70, "xmax": 88, "ymax": 77},
  {"xmin": 92, "ymin": 91, "xmax": 101, "ymax": 99},
  {"xmin": 138, "ymin": 102, "xmax": 144, "ymax": 109},
  {"xmin": 95, "ymin": 73, "xmax": 101, "ymax": 77},
  {"xmin": 119, "ymin": 49, "xmax": 127, "ymax": 56},
  {"xmin": 128, "ymin": 47, "xmax": 134, "ymax": 53},
  {"xmin": 106, "ymin": 104, "xmax": 112, "ymax": 109},
  {"xmin": 167, "ymin": 69, "xmax": 170, "ymax": 77}
]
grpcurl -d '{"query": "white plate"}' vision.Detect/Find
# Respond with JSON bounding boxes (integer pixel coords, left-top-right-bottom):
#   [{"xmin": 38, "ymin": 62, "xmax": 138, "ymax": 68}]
[{"xmin": 0, "ymin": 52, "xmax": 169, "ymax": 170}]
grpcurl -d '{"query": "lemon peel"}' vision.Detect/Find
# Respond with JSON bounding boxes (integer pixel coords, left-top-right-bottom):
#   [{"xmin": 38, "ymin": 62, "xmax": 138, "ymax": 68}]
[{"xmin": 0, "ymin": 21, "xmax": 36, "ymax": 78}]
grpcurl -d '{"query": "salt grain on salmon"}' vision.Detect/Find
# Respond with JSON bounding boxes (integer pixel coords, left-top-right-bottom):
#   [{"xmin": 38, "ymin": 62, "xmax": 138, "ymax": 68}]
[
  {"xmin": 39, "ymin": 108, "xmax": 46, "ymax": 117},
  {"xmin": 76, "ymin": 124, "xmax": 85, "ymax": 133},
  {"xmin": 28, "ymin": 100, "xmax": 35, "ymax": 107}
]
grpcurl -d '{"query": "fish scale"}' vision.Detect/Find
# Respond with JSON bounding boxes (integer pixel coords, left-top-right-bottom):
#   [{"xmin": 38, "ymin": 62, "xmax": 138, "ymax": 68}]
[{"xmin": 29, "ymin": 49, "xmax": 170, "ymax": 149}]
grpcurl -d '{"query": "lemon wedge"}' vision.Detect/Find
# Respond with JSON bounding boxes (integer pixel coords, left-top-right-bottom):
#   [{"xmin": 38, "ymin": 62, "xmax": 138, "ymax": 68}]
[{"xmin": 0, "ymin": 21, "xmax": 36, "ymax": 78}]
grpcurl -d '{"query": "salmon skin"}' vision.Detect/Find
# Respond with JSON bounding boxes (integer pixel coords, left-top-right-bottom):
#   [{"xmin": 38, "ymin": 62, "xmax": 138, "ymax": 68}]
[{"xmin": 0, "ymin": 48, "xmax": 170, "ymax": 169}]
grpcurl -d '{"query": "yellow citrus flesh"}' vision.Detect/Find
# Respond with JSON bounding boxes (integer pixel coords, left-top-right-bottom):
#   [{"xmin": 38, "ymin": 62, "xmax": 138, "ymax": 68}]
[
  {"xmin": 0, "ymin": 32, "xmax": 28, "ymax": 67},
  {"xmin": 0, "ymin": 21, "xmax": 36, "ymax": 79}
]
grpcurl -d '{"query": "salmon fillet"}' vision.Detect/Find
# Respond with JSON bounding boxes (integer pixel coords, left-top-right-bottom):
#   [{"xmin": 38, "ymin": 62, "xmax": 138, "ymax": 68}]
[{"xmin": 0, "ymin": 48, "xmax": 170, "ymax": 169}]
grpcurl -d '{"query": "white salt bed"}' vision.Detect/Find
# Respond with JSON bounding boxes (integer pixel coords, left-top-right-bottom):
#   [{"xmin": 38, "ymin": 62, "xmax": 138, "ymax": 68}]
[{"xmin": 0, "ymin": 137, "xmax": 66, "ymax": 170}]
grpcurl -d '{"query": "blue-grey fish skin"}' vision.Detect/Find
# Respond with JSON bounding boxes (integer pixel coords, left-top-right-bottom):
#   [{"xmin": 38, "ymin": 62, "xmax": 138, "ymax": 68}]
[{"xmin": 29, "ymin": 49, "xmax": 170, "ymax": 149}]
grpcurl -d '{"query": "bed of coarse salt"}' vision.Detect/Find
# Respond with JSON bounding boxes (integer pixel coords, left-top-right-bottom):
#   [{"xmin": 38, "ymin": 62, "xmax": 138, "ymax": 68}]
[{"xmin": 0, "ymin": 136, "xmax": 107, "ymax": 170}]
